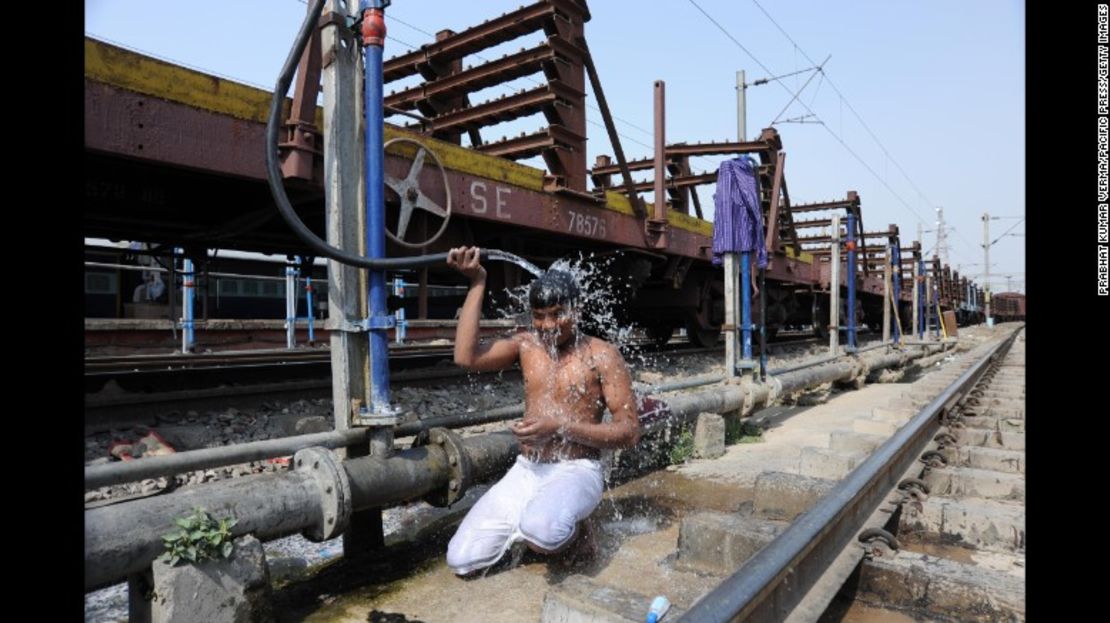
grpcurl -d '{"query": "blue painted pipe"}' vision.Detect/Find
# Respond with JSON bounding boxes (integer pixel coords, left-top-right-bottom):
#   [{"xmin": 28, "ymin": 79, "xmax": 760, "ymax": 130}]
[
  {"xmin": 293, "ymin": 256, "xmax": 315, "ymax": 344},
  {"xmin": 285, "ymin": 263, "xmax": 297, "ymax": 349},
  {"xmin": 891, "ymin": 241, "xmax": 901, "ymax": 343},
  {"xmin": 305, "ymin": 275, "xmax": 315, "ymax": 344},
  {"xmin": 364, "ymin": 1, "xmax": 391, "ymax": 413},
  {"xmin": 917, "ymin": 259, "xmax": 926, "ymax": 339},
  {"xmin": 181, "ymin": 251, "xmax": 195, "ymax": 353},
  {"xmin": 846, "ymin": 214, "xmax": 857, "ymax": 349},
  {"xmin": 740, "ymin": 252, "xmax": 752, "ymax": 361}
]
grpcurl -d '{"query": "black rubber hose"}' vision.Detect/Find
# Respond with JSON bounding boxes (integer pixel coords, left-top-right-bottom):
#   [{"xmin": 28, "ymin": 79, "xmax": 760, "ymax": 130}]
[{"xmin": 265, "ymin": 0, "xmax": 483, "ymax": 270}]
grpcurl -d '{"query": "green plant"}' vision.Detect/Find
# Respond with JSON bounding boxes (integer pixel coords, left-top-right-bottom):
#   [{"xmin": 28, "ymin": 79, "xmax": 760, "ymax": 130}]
[
  {"xmin": 726, "ymin": 419, "xmax": 764, "ymax": 445},
  {"xmin": 160, "ymin": 507, "xmax": 238, "ymax": 566},
  {"xmin": 667, "ymin": 426, "xmax": 695, "ymax": 465}
]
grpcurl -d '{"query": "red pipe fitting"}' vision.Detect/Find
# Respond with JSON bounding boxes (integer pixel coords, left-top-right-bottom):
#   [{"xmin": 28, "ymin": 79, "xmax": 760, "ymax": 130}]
[{"xmin": 362, "ymin": 8, "xmax": 386, "ymax": 47}]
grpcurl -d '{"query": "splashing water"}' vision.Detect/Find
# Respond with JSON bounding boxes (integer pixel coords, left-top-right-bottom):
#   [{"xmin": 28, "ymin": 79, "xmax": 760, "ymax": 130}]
[
  {"xmin": 484, "ymin": 249, "xmax": 544, "ymax": 277},
  {"xmin": 493, "ymin": 253, "xmax": 638, "ymax": 350}
]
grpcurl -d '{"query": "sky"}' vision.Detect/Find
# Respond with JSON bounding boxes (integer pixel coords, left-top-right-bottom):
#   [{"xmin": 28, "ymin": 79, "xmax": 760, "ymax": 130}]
[{"xmin": 85, "ymin": 0, "xmax": 1026, "ymax": 293}]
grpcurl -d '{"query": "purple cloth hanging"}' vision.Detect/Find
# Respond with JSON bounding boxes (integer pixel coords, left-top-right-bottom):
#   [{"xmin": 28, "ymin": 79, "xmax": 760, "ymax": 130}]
[{"xmin": 711, "ymin": 157, "xmax": 768, "ymax": 268}]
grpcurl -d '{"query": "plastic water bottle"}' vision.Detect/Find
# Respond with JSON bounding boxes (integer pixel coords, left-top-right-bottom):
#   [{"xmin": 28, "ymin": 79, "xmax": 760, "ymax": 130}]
[{"xmin": 646, "ymin": 595, "xmax": 671, "ymax": 623}]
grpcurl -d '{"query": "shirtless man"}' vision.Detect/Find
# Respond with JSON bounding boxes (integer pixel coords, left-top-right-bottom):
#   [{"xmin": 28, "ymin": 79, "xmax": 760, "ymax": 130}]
[{"xmin": 444, "ymin": 246, "xmax": 641, "ymax": 575}]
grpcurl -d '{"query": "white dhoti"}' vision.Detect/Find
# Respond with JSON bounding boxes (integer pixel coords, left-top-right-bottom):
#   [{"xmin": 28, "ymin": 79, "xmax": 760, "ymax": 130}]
[{"xmin": 446, "ymin": 455, "xmax": 604, "ymax": 575}]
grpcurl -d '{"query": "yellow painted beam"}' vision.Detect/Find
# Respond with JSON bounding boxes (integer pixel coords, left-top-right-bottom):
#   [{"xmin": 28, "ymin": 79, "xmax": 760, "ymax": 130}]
[
  {"xmin": 383, "ymin": 127, "xmax": 544, "ymax": 191},
  {"xmin": 84, "ymin": 38, "xmax": 285, "ymax": 125},
  {"xmin": 85, "ymin": 38, "xmax": 719, "ymax": 239},
  {"xmin": 784, "ymin": 246, "xmax": 815, "ymax": 264}
]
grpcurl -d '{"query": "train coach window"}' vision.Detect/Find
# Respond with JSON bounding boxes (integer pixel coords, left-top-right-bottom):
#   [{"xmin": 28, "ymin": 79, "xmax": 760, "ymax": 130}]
[
  {"xmin": 241, "ymin": 280, "xmax": 259, "ymax": 297},
  {"xmin": 85, "ymin": 272, "xmax": 118, "ymax": 295},
  {"xmin": 261, "ymin": 281, "xmax": 281, "ymax": 298},
  {"xmin": 218, "ymin": 280, "xmax": 240, "ymax": 296}
]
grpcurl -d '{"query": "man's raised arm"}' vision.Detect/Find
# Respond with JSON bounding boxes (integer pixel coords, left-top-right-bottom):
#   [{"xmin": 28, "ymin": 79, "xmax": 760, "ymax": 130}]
[{"xmin": 448, "ymin": 246, "xmax": 520, "ymax": 371}]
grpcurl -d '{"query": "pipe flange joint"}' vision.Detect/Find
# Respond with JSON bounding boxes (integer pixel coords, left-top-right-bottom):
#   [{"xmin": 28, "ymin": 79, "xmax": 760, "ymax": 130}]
[
  {"xmin": 419, "ymin": 427, "xmax": 473, "ymax": 508},
  {"xmin": 762, "ymin": 375, "xmax": 783, "ymax": 407},
  {"xmin": 363, "ymin": 314, "xmax": 397, "ymax": 331},
  {"xmin": 294, "ymin": 447, "xmax": 352, "ymax": 542}
]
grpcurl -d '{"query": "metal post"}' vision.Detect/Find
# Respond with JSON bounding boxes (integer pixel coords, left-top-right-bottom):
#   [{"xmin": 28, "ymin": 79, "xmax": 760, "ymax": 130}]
[
  {"xmin": 911, "ymin": 258, "xmax": 919, "ymax": 342},
  {"xmin": 845, "ymin": 213, "xmax": 857, "ymax": 350},
  {"xmin": 882, "ymin": 244, "xmax": 891, "ymax": 343},
  {"xmin": 323, "ymin": 0, "xmax": 382, "ymax": 555},
  {"xmin": 393, "ymin": 278, "xmax": 406, "ymax": 345},
  {"xmin": 285, "ymin": 262, "xmax": 297, "ymax": 349},
  {"xmin": 723, "ymin": 70, "xmax": 746, "ymax": 377},
  {"xmin": 829, "ymin": 215, "xmax": 840, "ymax": 356},
  {"xmin": 983, "ymin": 212, "xmax": 993, "ymax": 327},
  {"xmin": 891, "ymin": 240, "xmax": 901, "ymax": 343},
  {"xmin": 932, "ymin": 278, "xmax": 941, "ymax": 339},
  {"xmin": 724, "ymin": 254, "xmax": 739, "ymax": 377},
  {"xmin": 181, "ymin": 250, "xmax": 194, "ymax": 353},
  {"xmin": 917, "ymin": 258, "xmax": 926, "ymax": 339},
  {"xmin": 740, "ymin": 252, "xmax": 753, "ymax": 364},
  {"xmin": 758, "ymin": 267, "xmax": 767, "ymax": 380},
  {"xmin": 924, "ymin": 274, "xmax": 933, "ymax": 340},
  {"xmin": 167, "ymin": 249, "xmax": 177, "ymax": 337},
  {"xmin": 201, "ymin": 261, "xmax": 209, "ymax": 324},
  {"xmin": 363, "ymin": 1, "xmax": 393, "ymax": 423},
  {"xmin": 648, "ymin": 79, "xmax": 668, "ymax": 246},
  {"xmin": 736, "ymin": 70, "xmax": 746, "ymax": 141},
  {"xmin": 303, "ymin": 258, "xmax": 315, "ymax": 345},
  {"xmin": 418, "ymin": 267, "xmax": 429, "ymax": 319}
]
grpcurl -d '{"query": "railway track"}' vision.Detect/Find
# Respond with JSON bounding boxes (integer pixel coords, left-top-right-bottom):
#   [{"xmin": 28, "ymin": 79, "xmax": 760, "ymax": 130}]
[
  {"xmin": 82, "ymin": 337, "xmax": 725, "ymax": 429},
  {"xmin": 212, "ymin": 327, "xmax": 1012, "ymax": 622},
  {"xmin": 675, "ymin": 325, "xmax": 1025, "ymax": 622}
]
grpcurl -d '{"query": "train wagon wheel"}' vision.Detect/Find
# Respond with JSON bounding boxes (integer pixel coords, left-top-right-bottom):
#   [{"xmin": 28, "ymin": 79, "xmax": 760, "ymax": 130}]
[
  {"xmin": 685, "ymin": 317, "xmax": 721, "ymax": 347},
  {"xmin": 383, "ymin": 138, "xmax": 452, "ymax": 248},
  {"xmin": 644, "ymin": 321, "xmax": 674, "ymax": 348}
]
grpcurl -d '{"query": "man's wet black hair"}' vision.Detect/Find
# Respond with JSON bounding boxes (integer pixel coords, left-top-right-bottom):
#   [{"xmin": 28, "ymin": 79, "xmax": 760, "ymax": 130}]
[{"xmin": 528, "ymin": 269, "xmax": 580, "ymax": 309}]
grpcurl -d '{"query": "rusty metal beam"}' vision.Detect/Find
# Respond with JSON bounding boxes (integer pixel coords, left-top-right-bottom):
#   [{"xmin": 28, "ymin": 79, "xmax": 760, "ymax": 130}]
[
  {"xmin": 589, "ymin": 140, "xmax": 770, "ymax": 177},
  {"xmin": 793, "ymin": 219, "xmax": 832, "ymax": 229},
  {"xmin": 788, "ymin": 197, "xmax": 859, "ymax": 214},
  {"xmin": 474, "ymin": 124, "xmax": 584, "ymax": 159},
  {"xmin": 578, "ymin": 35, "xmax": 645, "ymax": 218},
  {"xmin": 629, "ymin": 172, "xmax": 717, "ymax": 194},
  {"xmin": 665, "ymin": 140, "xmax": 771, "ymax": 158},
  {"xmin": 807, "ymin": 244, "xmax": 887, "ymax": 256},
  {"xmin": 382, "ymin": 0, "xmax": 570, "ymax": 83},
  {"xmin": 280, "ymin": 7, "xmax": 322, "ymax": 182},
  {"xmin": 407, "ymin": 80, "xmax": 581, "ymax": 134},
  {"xmin": 765, "ymin": 150, "xmax": 786, "ymax": 252},
  {"xmin": 385, "ymin": 37, "xmax": 581, "ymax": 111}
]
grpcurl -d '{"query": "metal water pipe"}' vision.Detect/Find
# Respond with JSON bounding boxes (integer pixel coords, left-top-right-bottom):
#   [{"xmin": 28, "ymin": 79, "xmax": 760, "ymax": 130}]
[
  {"xmin": 845, "ymin": 213, "xmax": 857, "ymax": 350},
  {"xmin": 302, "ymin": 257, "xmax": 316, "ymax": 344},
  {"xmin": 361, "ymin": 0, "xmax": 392, "ymax": 417},
  {"xmin": 83, "ymin": 338, "xmax": 958, "ymax": 591},
  {"xmin": 891, "ymin": 241, "xmax": 901, "ymax": 343},
  {"xmin": 741, "ymin": 251, "xmax": 753, "ymax": 363},
  {"xmin": 180, "ymin": 249, "xmax": 195, "ymax": 353},
  {"xmin": 917, "ymin": 257, "xmax": 926, "ymax": 339},
  {"xmin": 285, "ymin": 260, "xmax": 297, "ymax": 349}
]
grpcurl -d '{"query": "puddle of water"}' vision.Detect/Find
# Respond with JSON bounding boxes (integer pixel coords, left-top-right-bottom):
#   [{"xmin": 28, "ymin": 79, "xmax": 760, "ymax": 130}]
[{"xmin": 614, "ymin": 470, "xmax": 753, "ymax": 514}]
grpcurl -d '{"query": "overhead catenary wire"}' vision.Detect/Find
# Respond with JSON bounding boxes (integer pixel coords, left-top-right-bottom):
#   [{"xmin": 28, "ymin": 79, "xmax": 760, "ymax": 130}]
[{"xmin": 686, "ymin": 1, "xmax": 933, "ymax": 231}]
